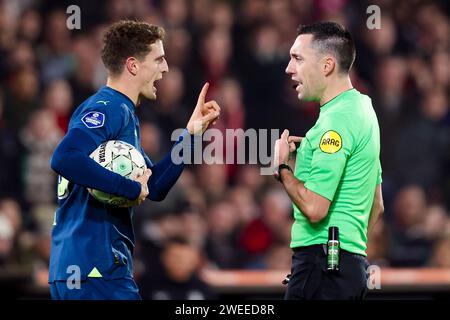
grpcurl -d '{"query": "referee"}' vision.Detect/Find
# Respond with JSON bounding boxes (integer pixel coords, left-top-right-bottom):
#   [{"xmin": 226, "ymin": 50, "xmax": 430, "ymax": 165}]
[{"xmin": 274, "ymin": 22, "xmax": 384, "ymax": 300}]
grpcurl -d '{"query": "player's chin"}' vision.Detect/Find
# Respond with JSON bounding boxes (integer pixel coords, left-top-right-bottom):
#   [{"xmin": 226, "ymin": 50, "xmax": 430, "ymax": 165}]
[{"xmin": 142, "ymin": 91, "xmax": 157, "ymax": 100}]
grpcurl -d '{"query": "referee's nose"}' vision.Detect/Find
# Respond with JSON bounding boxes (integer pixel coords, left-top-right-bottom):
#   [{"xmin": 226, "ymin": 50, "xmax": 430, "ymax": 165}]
[{"xmin": 286, "ymin": 59, "xmax": 295, "ymax": 75}]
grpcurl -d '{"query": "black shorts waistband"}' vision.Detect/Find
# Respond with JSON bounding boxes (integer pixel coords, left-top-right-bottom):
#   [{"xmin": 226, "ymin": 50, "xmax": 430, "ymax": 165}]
[{"xmin": 292, "ymin": 244, "xmax": 365, "ymax": 258}]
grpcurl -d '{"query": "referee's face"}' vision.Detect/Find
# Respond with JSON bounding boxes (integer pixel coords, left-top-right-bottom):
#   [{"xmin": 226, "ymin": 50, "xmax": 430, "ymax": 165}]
[{"xmin": 286, "ymin": 35, "xmax": 325, "ymax": 102}]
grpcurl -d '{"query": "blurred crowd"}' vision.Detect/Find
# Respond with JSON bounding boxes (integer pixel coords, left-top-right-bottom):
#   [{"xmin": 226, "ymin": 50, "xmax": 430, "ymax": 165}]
[{"xmin": 0, "ymin": 0, "xmax": 449, "ymax": 299}]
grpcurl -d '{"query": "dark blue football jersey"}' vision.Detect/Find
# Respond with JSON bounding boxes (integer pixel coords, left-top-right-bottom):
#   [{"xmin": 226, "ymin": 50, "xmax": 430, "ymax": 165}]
[{"xmin": 49, "ymin": 86, "xmax": 153, "ymax": 282}]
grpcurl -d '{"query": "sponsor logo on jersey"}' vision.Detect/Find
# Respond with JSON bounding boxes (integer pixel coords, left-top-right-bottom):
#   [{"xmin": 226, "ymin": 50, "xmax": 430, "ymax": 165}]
[
  {"xmin": 81, "ymin": 111, "xmax": 105, "ymax": 128},
  {"xmin": 319, "ymin": 130, "xmax": 342, "ymax": 153}
]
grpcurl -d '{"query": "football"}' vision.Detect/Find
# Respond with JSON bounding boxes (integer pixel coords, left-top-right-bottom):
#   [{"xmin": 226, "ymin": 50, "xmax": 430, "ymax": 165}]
[{"xmin": 88, "ymin": 140, "xmax": 147, "ymax": 207}]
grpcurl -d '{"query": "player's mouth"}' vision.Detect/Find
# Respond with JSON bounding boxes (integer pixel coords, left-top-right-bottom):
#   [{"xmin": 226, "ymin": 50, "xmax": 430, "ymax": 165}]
[{"xmin": 152, "ymin": 76, "xmax": 163, "ymax": 92}]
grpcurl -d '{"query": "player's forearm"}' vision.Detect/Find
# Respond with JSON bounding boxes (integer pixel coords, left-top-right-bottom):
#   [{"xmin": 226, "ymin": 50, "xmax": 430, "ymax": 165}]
[
  {"xmin": 51, "ymin": 129, "xmax": 141, "ymax": 200},
  {"xmin": 147, "ymin": 155, "xmax": 183, "ymax": 201},
  {"xmin": 146, "ymin": 129, "xmax": 194, "ymax": 201},
  {"xmin": 280, "ymin": 170, "xmax": 322, "ymax": 223}
]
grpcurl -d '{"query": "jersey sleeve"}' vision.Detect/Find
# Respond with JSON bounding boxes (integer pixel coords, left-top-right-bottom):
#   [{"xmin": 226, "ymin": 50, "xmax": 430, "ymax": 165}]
[
  {"xmin": 51, "ymin": 103, "xmax": 141, "ymax": 200},
  {"xmin": 303, "ymin": 114, "xmax": 355, "ymax": 201}
]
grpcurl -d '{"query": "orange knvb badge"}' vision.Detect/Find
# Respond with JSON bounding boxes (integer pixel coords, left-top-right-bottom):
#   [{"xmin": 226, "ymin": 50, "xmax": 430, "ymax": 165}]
[{"xmin": 319, "ymin": 130, "xmax": 342, "ymax": 153}]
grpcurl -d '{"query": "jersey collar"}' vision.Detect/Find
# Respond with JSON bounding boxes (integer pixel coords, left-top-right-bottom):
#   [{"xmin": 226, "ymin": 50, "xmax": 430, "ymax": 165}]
[
  {"xmin": 102, "ymin": 86, "xmax": 136, "ymax": 112},
  {"xmin": 320, "ymin": 88, "xmax": 356, "ymax": 110}
]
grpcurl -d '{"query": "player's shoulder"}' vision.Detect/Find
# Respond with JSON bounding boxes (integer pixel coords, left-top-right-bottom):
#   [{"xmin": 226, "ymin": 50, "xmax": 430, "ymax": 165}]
[{"xmin": 70, "ymin": 87, "xmax": 131, "ymax": 130}]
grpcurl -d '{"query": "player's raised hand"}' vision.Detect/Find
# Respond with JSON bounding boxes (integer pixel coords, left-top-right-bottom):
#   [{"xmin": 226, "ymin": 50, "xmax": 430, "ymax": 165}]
[{"xmin": 187, "ymin": 83, "xmax": 221, "ymax": 135}]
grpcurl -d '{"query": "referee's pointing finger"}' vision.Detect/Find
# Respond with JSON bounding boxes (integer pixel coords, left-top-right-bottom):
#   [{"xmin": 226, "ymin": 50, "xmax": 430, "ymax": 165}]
[{"xmin": 289, "ymin": 136, "xmax": 303, "ymax": 143}]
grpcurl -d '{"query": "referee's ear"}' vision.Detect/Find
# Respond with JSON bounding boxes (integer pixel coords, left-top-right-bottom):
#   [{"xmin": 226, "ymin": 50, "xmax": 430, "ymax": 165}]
[{"xmin": 323, "ymin": 55, "xmax": 336, "ymax": 77}]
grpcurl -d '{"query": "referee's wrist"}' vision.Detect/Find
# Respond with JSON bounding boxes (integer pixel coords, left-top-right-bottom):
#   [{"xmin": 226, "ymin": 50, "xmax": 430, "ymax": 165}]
[{"xmin": 274, "ymin": 163, "xmax": 293, "ymax": 183}]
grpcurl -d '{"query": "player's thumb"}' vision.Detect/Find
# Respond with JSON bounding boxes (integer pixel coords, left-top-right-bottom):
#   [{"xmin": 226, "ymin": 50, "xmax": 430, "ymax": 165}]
[{"xmin": 141, "ymin": 169, "xmax": 152, "ymax": 182}]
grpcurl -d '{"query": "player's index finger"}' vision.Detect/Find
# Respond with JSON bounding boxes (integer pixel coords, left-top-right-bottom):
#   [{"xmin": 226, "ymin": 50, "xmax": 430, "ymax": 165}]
[{"xmin": 197, "ymin": 82, "xmax": 209, "ymax": 104}]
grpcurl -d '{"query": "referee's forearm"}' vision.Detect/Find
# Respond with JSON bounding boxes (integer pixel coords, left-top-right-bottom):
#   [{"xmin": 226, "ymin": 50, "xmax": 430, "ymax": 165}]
[
  {"xmin": 367, "ymin": 184, "xmax": 384, "ymax": 234},
  {"xmin": 368, "ymin": 201, "xmax": 383, "ymax": 234},
  {"xmin": 280, "ymin": 170, "xmax": 313, "ymax": 220}
]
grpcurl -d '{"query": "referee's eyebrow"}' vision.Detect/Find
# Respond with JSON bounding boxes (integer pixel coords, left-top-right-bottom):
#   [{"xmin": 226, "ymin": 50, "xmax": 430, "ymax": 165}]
[
  {"xmin": 154, "ymin": 54, "xmax": 165, "ymax": 61},
  {"xmin": 290, "ymin": 53, "xmax": 303, "ymax": 60}
]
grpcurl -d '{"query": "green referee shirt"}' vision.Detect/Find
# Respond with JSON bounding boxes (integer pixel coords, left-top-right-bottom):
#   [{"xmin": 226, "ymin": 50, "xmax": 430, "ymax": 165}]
[{"xmin": 291, "ymin": 88, "xmax": 382, "ymax": 256}]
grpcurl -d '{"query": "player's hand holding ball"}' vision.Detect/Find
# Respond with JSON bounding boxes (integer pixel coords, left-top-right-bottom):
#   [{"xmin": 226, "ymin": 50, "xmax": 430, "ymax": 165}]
[{"xmin": 130, "ymin": 169, "xmax": 151, "ymax": 206}]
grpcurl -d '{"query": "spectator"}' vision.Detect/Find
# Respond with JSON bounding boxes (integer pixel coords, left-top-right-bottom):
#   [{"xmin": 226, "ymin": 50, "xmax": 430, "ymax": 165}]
[
  {"xmin": 388, "ymin": 185, "xmax": 433, "ymax": 267},
  {"xmin": 139, "ymin": 237, "xmax": 216, "ymax": 300},
  {"xmin": 20, "ymin": 109, "xmax": 63, "ymax": 205}
]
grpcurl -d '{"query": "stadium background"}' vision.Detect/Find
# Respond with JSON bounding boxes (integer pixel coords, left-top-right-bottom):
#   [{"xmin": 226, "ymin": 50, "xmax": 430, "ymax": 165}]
[{"xmin": 0, "ymin": 0, "xmax": 449, "ymax": 299}]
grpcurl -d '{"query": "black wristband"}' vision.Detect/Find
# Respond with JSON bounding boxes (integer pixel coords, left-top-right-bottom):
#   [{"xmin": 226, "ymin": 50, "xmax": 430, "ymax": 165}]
[{"xmin": 274, "ymin": 163, "xmax": 293, "ymax": 182}]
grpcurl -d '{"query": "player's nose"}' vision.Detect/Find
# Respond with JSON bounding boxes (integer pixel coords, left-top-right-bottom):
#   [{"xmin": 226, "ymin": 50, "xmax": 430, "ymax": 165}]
[{"xmin": 161, "ymin": 59, "xmax": 169, "ymax": 73}]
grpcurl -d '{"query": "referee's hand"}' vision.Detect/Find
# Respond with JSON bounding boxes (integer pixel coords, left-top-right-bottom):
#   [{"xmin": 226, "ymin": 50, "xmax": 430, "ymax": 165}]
[
  {"xmin": 288, "ymin": 135, "xmax": 303, "ymax": 153},
  {"xmin": 275, "ymin": 129, "xmax": 303, "ymax": 166}
]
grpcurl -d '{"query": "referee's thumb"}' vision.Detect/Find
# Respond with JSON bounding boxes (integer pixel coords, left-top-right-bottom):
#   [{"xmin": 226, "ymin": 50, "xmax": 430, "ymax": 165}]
[{"xmin": 281, "ymin": 129, "xmax": 289, "ymax": 140}]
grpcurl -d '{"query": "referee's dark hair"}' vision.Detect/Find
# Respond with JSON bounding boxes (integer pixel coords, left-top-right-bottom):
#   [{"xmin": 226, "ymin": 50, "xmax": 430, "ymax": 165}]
[{"xmin": 297, "ymin": 22, "xmax": 356, "ymax": 74}]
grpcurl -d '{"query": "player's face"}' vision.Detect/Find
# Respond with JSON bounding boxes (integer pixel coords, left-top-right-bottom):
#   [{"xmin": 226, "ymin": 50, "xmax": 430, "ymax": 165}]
[
  {"xmin": 285, "ymin": 35, "xmax": 325, "ymax": 102},
  {"xmin": 137, "ymin": 40, "xmax": 169, "ymax": 100}
]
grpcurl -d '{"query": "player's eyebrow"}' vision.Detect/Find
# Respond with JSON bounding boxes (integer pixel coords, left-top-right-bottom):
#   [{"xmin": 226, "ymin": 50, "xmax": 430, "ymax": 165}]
[{"xmin": 154, "ymin": 54, "xmax": 165, "ymax": 61}]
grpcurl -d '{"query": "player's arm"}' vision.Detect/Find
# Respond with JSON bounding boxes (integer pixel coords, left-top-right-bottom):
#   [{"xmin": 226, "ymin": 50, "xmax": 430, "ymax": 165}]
[
  {"xmin": 142, "ymin": 129, "xmax": 192, "ymax": 201},
  {"xmin": 368, "ymin": 184, "xmax": 384, "ymax": 234},
  {"xmin": 51, "ymin": 128, "xmax": 144, "ymax": 200},
  {"xmin": 279, "ymin": 171, "xmax": 331, "ymax": 223}
]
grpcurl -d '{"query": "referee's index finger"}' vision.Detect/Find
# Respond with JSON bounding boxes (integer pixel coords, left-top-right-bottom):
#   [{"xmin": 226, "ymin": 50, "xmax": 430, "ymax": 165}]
[{"xmin": 289, "ymin": 136, "xmax": 303, "ymax": 143}]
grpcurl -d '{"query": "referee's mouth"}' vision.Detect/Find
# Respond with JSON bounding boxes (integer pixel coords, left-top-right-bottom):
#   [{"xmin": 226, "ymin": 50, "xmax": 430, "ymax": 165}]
[{"xmin": 292, "ymin": 79, "xmax": 302, "ymax": 90}]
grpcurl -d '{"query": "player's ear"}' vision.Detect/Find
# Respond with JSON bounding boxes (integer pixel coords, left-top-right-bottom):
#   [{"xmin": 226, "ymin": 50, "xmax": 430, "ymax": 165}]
[
  {"xmin": 323, "ymin": 56, "xmax": 335, "ymax": 76},
  {"xmin": 125, "ymin": 57, "xmax": 138, "ymax": 76}
]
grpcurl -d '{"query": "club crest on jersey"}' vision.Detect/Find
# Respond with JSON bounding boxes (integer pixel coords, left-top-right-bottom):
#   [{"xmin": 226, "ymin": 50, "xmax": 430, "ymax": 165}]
[
  {"xmin": 82, "ymin": 111, "xmax": 105, "ymax": 128},
  {"xmin": 319, "ymin": 130, "xmax": 342, "ymax": 154}
]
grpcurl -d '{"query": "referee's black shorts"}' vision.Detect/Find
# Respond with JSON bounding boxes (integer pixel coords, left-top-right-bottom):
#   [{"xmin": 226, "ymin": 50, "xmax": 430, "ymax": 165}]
[{"xmin": 284, "ymin": 244, "xmax": 370, "ymax": 300}]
